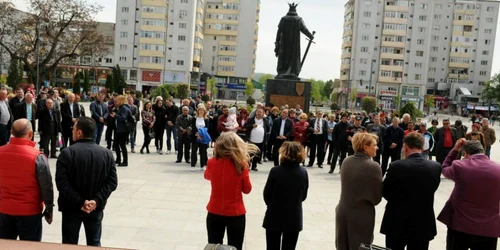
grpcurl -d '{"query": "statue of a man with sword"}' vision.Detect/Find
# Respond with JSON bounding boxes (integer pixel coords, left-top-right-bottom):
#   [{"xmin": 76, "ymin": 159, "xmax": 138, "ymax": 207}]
[{"xmin": 275, "ymin": 2, "xmax": 315, "ymax": 79}]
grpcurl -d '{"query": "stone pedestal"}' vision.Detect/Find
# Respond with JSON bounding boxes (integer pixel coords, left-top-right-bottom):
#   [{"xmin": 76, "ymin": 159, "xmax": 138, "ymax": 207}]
[{"xmin": 265, "ymin": 79, "xmax": 312, "ymax": 113}]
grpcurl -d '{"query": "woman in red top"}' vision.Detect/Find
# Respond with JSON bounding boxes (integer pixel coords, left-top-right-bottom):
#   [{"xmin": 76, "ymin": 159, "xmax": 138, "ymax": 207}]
[
  {"xmin": 293, "ymin": 113, "xmax": 309, "ymax": 166},
  {"xmin": 204, "ymin": 132, "xmax": 259, "ymax": 250}
]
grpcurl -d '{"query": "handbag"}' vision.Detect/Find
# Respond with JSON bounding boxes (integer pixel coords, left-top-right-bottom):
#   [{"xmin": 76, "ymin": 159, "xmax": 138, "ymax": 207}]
[
  {"xmin": 203, "ymin": 243, "xmax": 236, "ymax": 250},
  {"xmin": 148, "ymin": 128, "xmax": 155, "ymax": 138},
  {"xmin": 359, "ymin": 243, "xmax": 391, "ymax": 250}
]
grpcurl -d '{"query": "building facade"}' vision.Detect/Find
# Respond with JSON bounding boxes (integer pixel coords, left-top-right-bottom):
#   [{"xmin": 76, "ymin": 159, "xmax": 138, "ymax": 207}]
[{"xmin": 339, "ymin": 0, "xmax": 499, "ymax": 111}]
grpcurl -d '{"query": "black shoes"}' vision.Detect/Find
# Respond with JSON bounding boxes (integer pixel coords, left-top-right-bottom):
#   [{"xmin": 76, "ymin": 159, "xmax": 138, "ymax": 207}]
[
  {"xmin": 118, "ymin": 163, "xmax": 128, "ymax": 167},
  {"xmin": 175, "ymin": 160, "xmax": 181, "ymax": 163},
  {"xmin": 329, "ymin": 170, "xmax": 333, "ymax": 174},
  {"xmin": 318, "ymin": 165, "xmax": 323, "ymax": 169},
  {"xmin": 251, "ymin": 168, "xmax": 258, "ymax": 171}
]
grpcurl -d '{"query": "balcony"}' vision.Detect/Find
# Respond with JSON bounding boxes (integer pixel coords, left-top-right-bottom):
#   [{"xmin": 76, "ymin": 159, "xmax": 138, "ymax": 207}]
[
  {"xmin": 340, "ymin": 75, "xmax": 349, "ymax": 81},
  {"xmin": 453, "ymin": 19, "xmax": 475, "ymax": 26},
  {"xmin": 382, "ymin": 29, "xmax": 406, "ymax": 36},
  {"xmin": 381, "ymin": 41, "xmax": 405, "ymax": 48},
  {"xmin": 379, "ymin": 76, "xmax": 402, "ymax": 84},
  {"xmin": 380, "ymin": 53, "xmax": 404, "ymax": 60},
  {"xmin": 343, "ymin": 29, "xmax": 353, "ymax": 37},
  {"xmin": 142, "ymin": 0, "xmax": 167, "ymax": 6},
  {"xmin": 449, "ymin": 62, "xmax": 469, "ymax": 68},
  {"xmin": 383, "ymin": 17, "xmax": 408, "ymax": 25},
  {"xmin": 380, "ymin": 64, "xmax": 404, "ymax": 72},
  {"xmin": 385, "ymin": 5, "xmax": 409, "ymax": 12},
  {"xmin": 342, "ymin": 41, "xmax": 352, "ymax": 48},
  {"xmin": 450, "ymin": 52, "xmax": 472, "ymax": 58},
  {"xmin": 340, "ymin": 64, "xmax": 351, "ymax": 70},
  {"xmin": 341, "ymin": 52, "xmax": 351, "ymax": 59},
  {"xmin": 448, "ymin": 73, "xmax": 469, "ymax": 79}
]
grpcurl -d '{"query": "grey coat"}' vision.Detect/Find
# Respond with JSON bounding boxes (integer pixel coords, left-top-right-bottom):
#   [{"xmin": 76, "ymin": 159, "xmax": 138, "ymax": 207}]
[{"xmin": 335, "ymin": 152, "xmax": 383, "ymax": 250}]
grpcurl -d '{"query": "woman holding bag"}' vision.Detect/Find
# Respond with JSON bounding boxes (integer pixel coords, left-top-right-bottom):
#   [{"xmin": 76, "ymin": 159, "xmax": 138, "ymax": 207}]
[
  {"xmin": 141, "ymin": 101, "xmax": 155, "ymax": 154},
  {"xmin": 191, "ymin": 104, "xmax": 210, "ymax": 171}
]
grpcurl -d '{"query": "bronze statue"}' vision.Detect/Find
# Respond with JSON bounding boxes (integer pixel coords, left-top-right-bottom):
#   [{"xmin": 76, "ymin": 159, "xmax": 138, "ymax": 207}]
[{"xmin": 275, "ymin": 3, "xmax": 315, "ymax": 79}]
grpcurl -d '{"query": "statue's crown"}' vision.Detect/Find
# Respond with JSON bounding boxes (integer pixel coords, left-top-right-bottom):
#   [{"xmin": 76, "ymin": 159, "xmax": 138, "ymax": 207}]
[{"xmin": 288, "ymin": 2, "xmax": 298, "ymax": 10}]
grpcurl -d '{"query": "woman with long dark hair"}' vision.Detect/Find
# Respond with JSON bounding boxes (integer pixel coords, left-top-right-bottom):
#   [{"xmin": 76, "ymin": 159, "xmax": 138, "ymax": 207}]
[
  {"xmin": 140, "ymin": 101, "xmax": 155, "ymax": 154},
  {"xmin": 153, "ymin": 97, "xmax": 167, "ymax": 154}
]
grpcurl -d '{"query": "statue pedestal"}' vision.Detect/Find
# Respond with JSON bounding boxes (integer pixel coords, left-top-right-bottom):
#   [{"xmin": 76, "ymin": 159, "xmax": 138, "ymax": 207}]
[{"xmin": 265, "ymin": 79, "xmax": 311, "ymax": 113}]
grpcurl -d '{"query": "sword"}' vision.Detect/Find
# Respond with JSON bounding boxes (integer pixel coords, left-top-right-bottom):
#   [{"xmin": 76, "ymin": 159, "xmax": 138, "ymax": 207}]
[{"xmin": 301, "ymin": 31, "xmax": 316, "ymax": 67}]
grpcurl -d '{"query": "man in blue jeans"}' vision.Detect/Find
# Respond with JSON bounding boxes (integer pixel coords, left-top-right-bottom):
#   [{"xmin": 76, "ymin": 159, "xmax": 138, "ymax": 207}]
[
  {"xmin": 56, "ymin": 117, "xmax": 117, "ymax": 246},
  {"xmin": 165, "ymin": 99, "xmax": 179, "ymax": 154},
  {"xmin": 89, "ymin": 93, "xmax": 108, "ymax": 145}
]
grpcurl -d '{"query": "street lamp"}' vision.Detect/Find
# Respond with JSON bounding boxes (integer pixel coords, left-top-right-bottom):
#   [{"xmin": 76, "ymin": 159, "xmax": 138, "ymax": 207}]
[{"xmin": 35, "ymin": 25, "xmax": 41, "ymax": 92}]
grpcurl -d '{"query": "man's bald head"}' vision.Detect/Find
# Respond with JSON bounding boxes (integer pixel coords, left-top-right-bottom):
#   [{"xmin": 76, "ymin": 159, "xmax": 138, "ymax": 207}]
[{"xmin": 11, "ymin": 119, "xmax": 33, "ymax": 139}]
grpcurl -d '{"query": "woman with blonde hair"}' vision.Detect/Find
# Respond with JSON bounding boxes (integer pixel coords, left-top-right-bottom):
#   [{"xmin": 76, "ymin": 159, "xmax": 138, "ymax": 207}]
[
  {"xmin": 293, "ymin": 113, "xmax": 309, "ymax": 166},
  {"xmin": 263, "ymin": 141, "xmax": 309, "ymax": 250},
  {"xmin": 114, "ymin": 95, "xmax": 133, "ymax": 167},
  {"xmin": 335, "ymin": 132, "xmax": 383, "ymax": 250},
  {"xmin": 191, "ymin": 104, "xmax": 210, "ymax": 171},
  {"xmin": 204, "ymin": 132, "xmax": 259, "ymax": 250}
]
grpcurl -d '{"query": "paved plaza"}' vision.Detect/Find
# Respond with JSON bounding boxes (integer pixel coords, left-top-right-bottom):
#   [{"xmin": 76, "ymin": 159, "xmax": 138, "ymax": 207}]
[{"xmin": 36, "ymin": 104, "xmax": 500, "ymax": 250}]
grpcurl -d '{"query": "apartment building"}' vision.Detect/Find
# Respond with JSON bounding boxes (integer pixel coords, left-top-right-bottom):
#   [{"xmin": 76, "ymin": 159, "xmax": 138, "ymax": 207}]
[{"xmin": 339, "ymin": 0, "xmax": 499, "ymax": 110}]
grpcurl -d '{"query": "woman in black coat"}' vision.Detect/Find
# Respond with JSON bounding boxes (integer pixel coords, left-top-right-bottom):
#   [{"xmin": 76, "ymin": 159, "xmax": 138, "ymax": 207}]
[
  {"xmin": 263, "ymin": 141, "xmax": 309, "ymax": 250},
  {"xmin": 153, "ymin": 98, "xmax": 167, "ymax": 154},
  {"xmin": 114, "ymin": 95, "xmax": 133, "ymax": 167}
]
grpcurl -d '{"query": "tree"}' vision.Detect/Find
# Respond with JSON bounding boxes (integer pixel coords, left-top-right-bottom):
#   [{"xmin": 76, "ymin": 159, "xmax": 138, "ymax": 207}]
[
  {"xmin": 206, "ymin": 78, "xmax": 217, "ymax": 100},
  {"xmin": 176, "ymin": 84, "xmax": 190, "ymax": 99},
  {"xmin": 310, "ymin": 79, "xmax": 323, "ymax": 102},
  {"xmin": 349, "ymin": 88, "xmax": 358, "ymax": 109},
  {"xmin": 83, "ymin": 71, "xmax": 90, "ymax": 94},
  {"xmin": 322, "ymin": 79, "xmax": 334, "ymax": 100},
  {"xmin": 112, "ymin": 65, "xmax": 126, "ymax": 94},
  {"xmin": 0, "ymin": 75, "xmax": 6, "ymax": 86},
  {"xmin": 6, "ymin": 58, "xmax": 20, "ymax": 88},
  {"xmin": 73, "ymin": 72, "xmax": 83, "ymax": 94},
  {"xmin": 258, "ymin": 73, "xmax": 274, "ymax": 86},
  {"xmin": 152, "ymin": 84, "xmax": 173, "ymax": 101},
  {"xmin": 244, "ymin": 78, "xmax": 254, "ymax": 97},
  {"xmin": 424, "ymin": 95, "xmax": 435, "ymax": 114},
  {"xmin": 394, "ymin": 95, "xmax": 401, "ymax": 110},
  {"xmin": 331, "ymin": 92, "xmax": 338, "ymax": 104},
  {"xmin": 0, "ymin": 0, "xmax": 111, "ymax": 88},
  {"xmin": 105, "ymin": 74, "xmax": 113, "ymax": 92},
  {"xmin": 484, "ymin": 74, "xmax": 500, "ymax": 105},
  {"xmin": 399, "ymin": 102, "xmax": 423, "ymax": 119},
  {"xmin": 361, "ymin": 97, "xmax": 377, "ymax": 114}
]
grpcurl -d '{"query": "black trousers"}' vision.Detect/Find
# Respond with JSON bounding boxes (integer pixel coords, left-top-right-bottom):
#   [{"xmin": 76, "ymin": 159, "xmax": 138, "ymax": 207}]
[
  {"xmin": 206, "ymin": 213, "xmax": 245, "ymax": 250},
  {"xmin": 326, "ymin": 140, "xmax": 334, "ymax": 164},
  {"xmin": 373, "ymin": 146, "xmax": 382, "ymax": 165},
  {"xmin": 105, "ymin": 124, "xmax": 115, "ymax": 149},
  {"xmin": 308, "ymin": 135, "xmax": 325, "ymax": 166},
  {"xmin": 62, "ymin": 211, "xmax": 103, "ymax": 246},
  {"xmin": 154, "ymin": 125, "xmax": 165, "ymax": 151},
  {"xmin": 141, "ymin": 125, "xmax": 152, "ymax": 151},
  {"xmin": 266, "ymin": 230, "xmax": 300, "ymax": 250},
  {"xmin": 446, "ymin": 228, "xmax": 498, "ymax": 250},
  {"xmin": 381, "ymin": 148, "xmax": 402, "ymax": 177},
  {"xmin": 273, "ymin": 139, "xmax": 286, "ymax": 166},
  {"xmin": 250, "ymin": 142, "xmax": 264, "ymax": 170},
  {"xmin": 41, "ymin": 122, "xmax": 57, "ymax": 156},
  {"xmin": 266, "ymin": 138, "xmax": 274, "ymax": 159},
  {"xmin": 0, "ymin": 213, "xmax": 42, "ymax": 241},
  {"xmin": 330, "ymin": 147, "xmax": 347, "ymax": 172},
  {"xmin": 177, "ymin": 135, "xmax": 190, "ymax": 162},
  {"xmin": 386, "ymin": 236, "xmax": 429, "ymax": 250},
  {"xmin": 115, "ymin": 132, "xmax": 129, "ymax": 164},
  {"xmin": 62, "ymin": 128, "xmax": 74, "ymax": 148},
  {"xmin": 191, "ymin": 142, "xmax": 208, "ymax": 167}
]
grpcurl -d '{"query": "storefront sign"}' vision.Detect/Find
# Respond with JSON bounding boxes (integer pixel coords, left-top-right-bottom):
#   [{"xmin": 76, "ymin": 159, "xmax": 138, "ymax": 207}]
[
  {"xmin": 379, "ymin": 95, "xmax": 395, "ymax": 101},
  {"xmin": 142, "ymin": 71, "xmax": 161, "ymax": 82},
  {"xmin": 379, "ymin": 90, "xmax": 397, "ymax": 96},
  {"xmin": 402, "ymin": 97, "xmax": 421, "ymax": 102}
]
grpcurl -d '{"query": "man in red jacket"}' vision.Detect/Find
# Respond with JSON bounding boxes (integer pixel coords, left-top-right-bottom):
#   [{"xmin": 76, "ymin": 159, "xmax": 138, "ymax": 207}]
[
  {"xmin": 439, "ymin": 138, "xmax": 500, "ymax": 250},
  {"xmin": 0, "ymin": 119, "xmax": 54, "ymax": 241}
]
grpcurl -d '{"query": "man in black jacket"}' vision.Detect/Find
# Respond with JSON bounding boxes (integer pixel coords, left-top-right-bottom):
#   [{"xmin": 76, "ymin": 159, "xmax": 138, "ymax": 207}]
[
  {"xmin": 366, "ymin": 115, "xmax": 386, "ymax": 164},
  {"xmin": 60, "ymin": 93, "xmax": 81, "ymax": 148},
  {"xmin": 89, "ymin": 93, "xmax": 108, "ymax": 145},
  {"xmin": 307, "ymin": 110, "xmax": 328, "ymax": 168},
  {"xmin": 165, "ymin": 99, "xmax": 179, "ymax": 154},
  {"xmin": 381, "ymin": 132, "xmax": 442, "ymax": 250},
  {"xmin": 271, "ymin": 109, "xmax": 293, "ymax": 167},
  {"xmin": 433, "ymin": 119, "xmax": 457, "ymax": 164},
  {"xmin": 38, "ymin": 98, "xmax": 61, "ymax": 158},
  {"xmin": 329, "ymin": 114, "xmax": 350, "ymax": 174},
  {"xmin": 55, "ymin": 117, "xmax": 117, "ymax": 246},
  {"xmin": 381, "ymin": 117, "xmax": 405, "ymax": 176},
  {"xmin": 175, "ymin": 106, "xmax": 193, "ymax": 163}
]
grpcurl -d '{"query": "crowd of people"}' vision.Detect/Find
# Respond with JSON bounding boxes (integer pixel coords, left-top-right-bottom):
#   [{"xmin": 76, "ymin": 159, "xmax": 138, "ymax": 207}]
[{"xmin": 0, "ymin": 84, "xmax": 499, "ymax": 250}]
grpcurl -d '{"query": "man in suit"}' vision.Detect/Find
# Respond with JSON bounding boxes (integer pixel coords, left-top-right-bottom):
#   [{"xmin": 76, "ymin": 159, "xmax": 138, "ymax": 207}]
[
  {"xmin": 366, "ymin": 115, "xmax": 385, "ymax": 164},
  {"xmin": 433, "ymin": 118, "xmax": 457, "ymax": 164},
  {"xmin": 60, "ymin": 93, "xmax": 81, "ymax": 148},
  {"xmin": 381, "ymin": 117, "xmax": 405, "ymax": 176},
  {"xmin": 38, "ymin": 98, "xmax": 61, "ymax": 158},
  {"xmin": 14, "ymin": 93, "xmax": 37, "ymax": 139},
  {"xmin": 307, "ymin": 110, "xmax": 328, "ymax": 168},
  {"xmin": 381, "ymin": 132, "xmax": 442, "ymax": 250},
  {"xmin": 89, "ymin": 92, "xmax": 108, "ymax": 145},
  {"xmin": 8, "ymin": 88, "xmax": 24, "ymax": 114},
  {"xmin": 271, "ymin": 109, "xmax": 293, "ymax": 167},
  {"xmin": 0, "ymin": 88, "xmax": 14, "ymax": 146},
  {"xmin": 439, "ymin": 139, "xmax": 500, "ymax": 250}
]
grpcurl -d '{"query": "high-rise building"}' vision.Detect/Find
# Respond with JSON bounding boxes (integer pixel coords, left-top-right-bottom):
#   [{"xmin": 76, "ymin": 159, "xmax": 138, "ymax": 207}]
[
  {"xmin": 114, "ymin": 0, "xmax": 260, "ymax": 97},
  {"xmin": 338, "ymin": 0, "xmax": 499, "ymax": 110}
]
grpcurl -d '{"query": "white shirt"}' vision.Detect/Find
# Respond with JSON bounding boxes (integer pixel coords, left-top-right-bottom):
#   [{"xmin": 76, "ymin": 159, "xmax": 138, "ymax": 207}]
[
  {"xmin": 196, "ymin": 117, "xmax": 205, "ymax": 129},
  {"xmin": 250, "ymin": 118, "xmax": 265, "ymax": 143},
  {"xmin": 279, "ymin": 118, "xmax": 287, "ymax": 136},
  {"xmin": 69, "ymin": 102, "xmax": 74, "ymax": 117},
  {"xmin": 0, "ymin": 101, "xmax": 9, "ymax": 125},
  {"xmin": 315, "ymin": 118, "xmax": 323, "ymax": 134}
]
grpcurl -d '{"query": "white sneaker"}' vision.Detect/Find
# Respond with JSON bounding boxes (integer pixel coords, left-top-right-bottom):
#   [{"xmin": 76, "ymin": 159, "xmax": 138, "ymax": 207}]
[
  {"xmin": 190, "ymin": 167, "xmax": 195, "ymax": 172},
  {"xmin": 158, "ymin": 150, "xmax": 163, "ymax": 155},
  {"xmin": 167, "ymin": 150, "xmax": 171, "ymax": 154},
  {"xmin": 202, "ymin": 166, "xmax": 206, "ymax": 171}
]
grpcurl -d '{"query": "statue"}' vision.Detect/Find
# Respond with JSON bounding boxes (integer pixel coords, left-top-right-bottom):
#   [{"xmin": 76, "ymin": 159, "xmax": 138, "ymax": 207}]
[{"xmin": 275, "ymin": 3, "xmax": 315, "ymax": 79}]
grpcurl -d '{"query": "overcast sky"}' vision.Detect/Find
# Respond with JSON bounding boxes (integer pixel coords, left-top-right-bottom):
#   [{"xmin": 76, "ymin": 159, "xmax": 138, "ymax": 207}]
[{"xmin": 10, "ymin": 0, "xmax": 500, "ymax": 81}]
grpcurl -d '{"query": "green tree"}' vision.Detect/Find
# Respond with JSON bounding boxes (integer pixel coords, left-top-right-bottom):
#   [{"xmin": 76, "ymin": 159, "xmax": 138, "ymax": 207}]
[
  {"xmin": 152, "ymin": 84, "xmax": 174, "ymax": 101},
  {"xmin": 349, "ymin": 88, "xmax": 358, "ymax": 109},
  {"xmin": 112, "ymin": 65, "xmax": 126, "ymax": 94},
  {"xmin": 399, "ymin": 102, "xmax": 423, "ymax": 119},
  {"xmin": 424, "ymin": 95, "xmax": 435, "ymax": 114},
  {"xmin": 310, "ymin": 79, "xmax": 323, "ymax": 102},
  {"xmin": 73, "ymin": 72, "xmax": 83, "ymax": 94},
  {"xmin": 6, "ymin": 58, "xmax": 21, "ymax": 88},
  {"xmin": 105, "ymin": 74, "xmax": 113, "ymax": 92},
  {"xmin": 176, "ymin": 84, "xmax": 190, "ymax": 99},
  {"xmin": 322, "ymin": 79, "xmax": 334, "ymax": 100},
  {"xmin": 244, "ymin": 78, "xmax": 254, "ymax": 97},
  {"xmin": 83, "ymin": 71, "xmax": 90, "ymax": 94},
  {"xmin": 484, "ymin": 74, "xmax": 500, "ymax": 105},
  {"xmin": 0, "ymin": 75, "xmax": 7, "ymax": 87},
  {"xmin": 206, "ymin": 78, "xmax": 217, "ymax": 100},
  {"xmin": 258, "ymin": 73, "xmax": 274, "ymax": 86},
  {"xmin": 361, "ymin": 97, "xmax": 377, "ymax": 113},
  {"xmin": 394, "ymin": 95, "xmax": 402, "ymax": 110}
]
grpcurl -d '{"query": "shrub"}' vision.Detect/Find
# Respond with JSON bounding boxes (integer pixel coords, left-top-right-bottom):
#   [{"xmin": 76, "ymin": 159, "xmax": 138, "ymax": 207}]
[
  {"xmin": 201, "ymin": 94, "xmax": 210, "ymax": 102},
  {"xmin": 246, "ymin": 96, "xmax": 256, "ymax": 105},
  {"xmin": 361, "ymin": 97, "xmax": 377, "ymax": 114},
  {"xmin": 330, "ymin": 103, "xmax": 339, "ymax": 111}
]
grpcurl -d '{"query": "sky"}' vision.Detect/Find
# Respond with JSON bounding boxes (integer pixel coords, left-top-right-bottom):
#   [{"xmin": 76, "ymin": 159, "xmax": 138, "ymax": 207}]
[{"xmin": 9, "ymin": 0, "xmax": 500, "ymax": 81}]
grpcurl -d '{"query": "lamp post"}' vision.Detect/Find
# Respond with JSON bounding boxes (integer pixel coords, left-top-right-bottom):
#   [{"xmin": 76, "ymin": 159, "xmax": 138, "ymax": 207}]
[
  {"xmin": 368, "ymin": 59, "xmax": 375, "ymax": 96},
  {"xmin": 35, "ymin": 26, "xmax": 41, "ymax": 92}
]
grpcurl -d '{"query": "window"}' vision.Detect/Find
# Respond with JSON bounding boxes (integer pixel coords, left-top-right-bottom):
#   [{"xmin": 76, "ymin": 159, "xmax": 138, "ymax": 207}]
[
  {"xmin": 218, "ymin": 66, "xmax": 235, "ymax": 72},
  {"xmin": 481, "ymin": 60, "xmax": 488, "ymax": 65},
  {"xmin": 105, "ymin": 58, "xmax": 112, "ymax": 63},
  {"xmin": 479, "ymin": 81, "xmax": 485, "ymax": 86},
  {"xmin": 359, "ymin": 70, "xmax": 366, "ymax": 76},
  {"xmin": 179, "ymin": 10, "xmax": 188, "ymax": 18},
  {"xmin": 433, "ymin": 26, "xmax": 440, "ymax": 31},
  {"xmin": 181, "ymin": 0, "xmax": 188, "ymax": 3},
  {"xmin": 120, "ymin": 44, "xmax": 127, "ymax": 50},
  {"xmin": 416, "ymin": 51, "xmax": 424, "ymax": 57},
  {"xmin": 121, "ymin": 19, "xmax": 128, "ymax": 25},
  {"xmin": 417, "ymin": 39, "xmax": 424, "ymax": 45},
  {"xmin": 361, "ymin": 35, "xmax": 369, "ymax": 41},
  {"xmin": 130, "ymin": 70, "xmax": 137, "ymax": 81},
  {"xmin": 381, "ymin": 71, "xmax": 391, "ymax": 77},
  {"xmin": 435, "ymin": 4, "xmax": 442, "ymax": 9},
  {"xmin": 363, "ymin": 12, "xmax": 371, "ymax": 17},
  {"xmin": 362, "ymin": 23, "xmax": 371, "ymax": 29},
  {"xmin": 486, "ymin": 17, "xmax": 493, "ymax": 23},
  {"xmin": 432, "ymin": 36, "xmax": 439, "ymax": 41},
  {"xmin": 414, "ymin": 62, "xmax": 423, "ymax": 68},
  {"xmin": 485, "ymin": 39, "xmax": 491, "ymax": 45},
  {"xmin": 482, "ymin": 50, "xmax": 489, "ymax": 55},
  {"xmin": 176, "ymin": 60, "xmax": 184, "ymax": 66},
  {"xmin": 485, "ymin": 29, "xmax": 492, "ymax": 34},
  {"xmin": 122, "ymin": 7, "xmax": 129, "ymax": 12},
  {"xmin": 179, "ymin": 22, "xmax": 187, "ymax": 29},
  {"xmin": 142, "ymin": 6, "xmax": 166, "ymax": 13},
  {"xmin": 420, "ymin": 3, "xmax": 428, "ymax": 9},
  {"xmin": 431, "ymin": 46, "xmax": 438, "ymax": 52},
  {"xmin": 360, "ymin": 58, "xmax": 368, "ymax": 64},
  {"xmin": 414, "ymin": 74, "xmax": 421, "ymax": 80},
  {"xmin": 429, "ymin": 67, "xmax": 436, "ymax": 72},
  {"xmin": 428, "ymin": 78, "xmax": 435, "ymax": 83},
  {"xmin": 361, "ymin": 47, "xmax": 369, "ymax": 52},
  {"xmin": 139, "ymin": 56, "xmax": 163, "ymax": 64},
  {"xmin": 178, "ymin": 35, "xmax": 186, "ymax": 41},
  {"xmin": 120, "ymin": 32, "xmax": 128, "ymax": 38},
  {"xmin": 383, "ymin": 23, "xmax": 407, "ymax": 30},
  {"xmin": 142, "ymin": 19, "xmax": 166, "ymax": 26},
  {"xmin": 418, "ymin": 27, "xmax": 425, "ymax": 32},
  {"xmin": 434, "ymin": 14, "xmax": 441, "ymax": 20},
  {"xmin": 487, "ymin": 7, "xmax": 494, "ymax": 12},
  {"xmin": 418, "ymin": 15, "xmax": 427, "ymax": 21},
  {"xmin": 140, "ymin": 31, "xmax": 165, "ymax": 39},
  {"xmin": 140, "ymin": 44, "xmax": 165, "ymax": 51},
  {"xmin": 480, "ymin": 71, "xmax": 487, "ymax": 76},
  {"xmin": 431, "ymin": 57, "xmax": 437, "ymax": 62},
  {"xmin": 119, "ymin": 56, "xmax": 127, "ymax": 62},
  {"xmin": 402, "ymin": 86, "xmax": 420, "ymax": 96}
]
